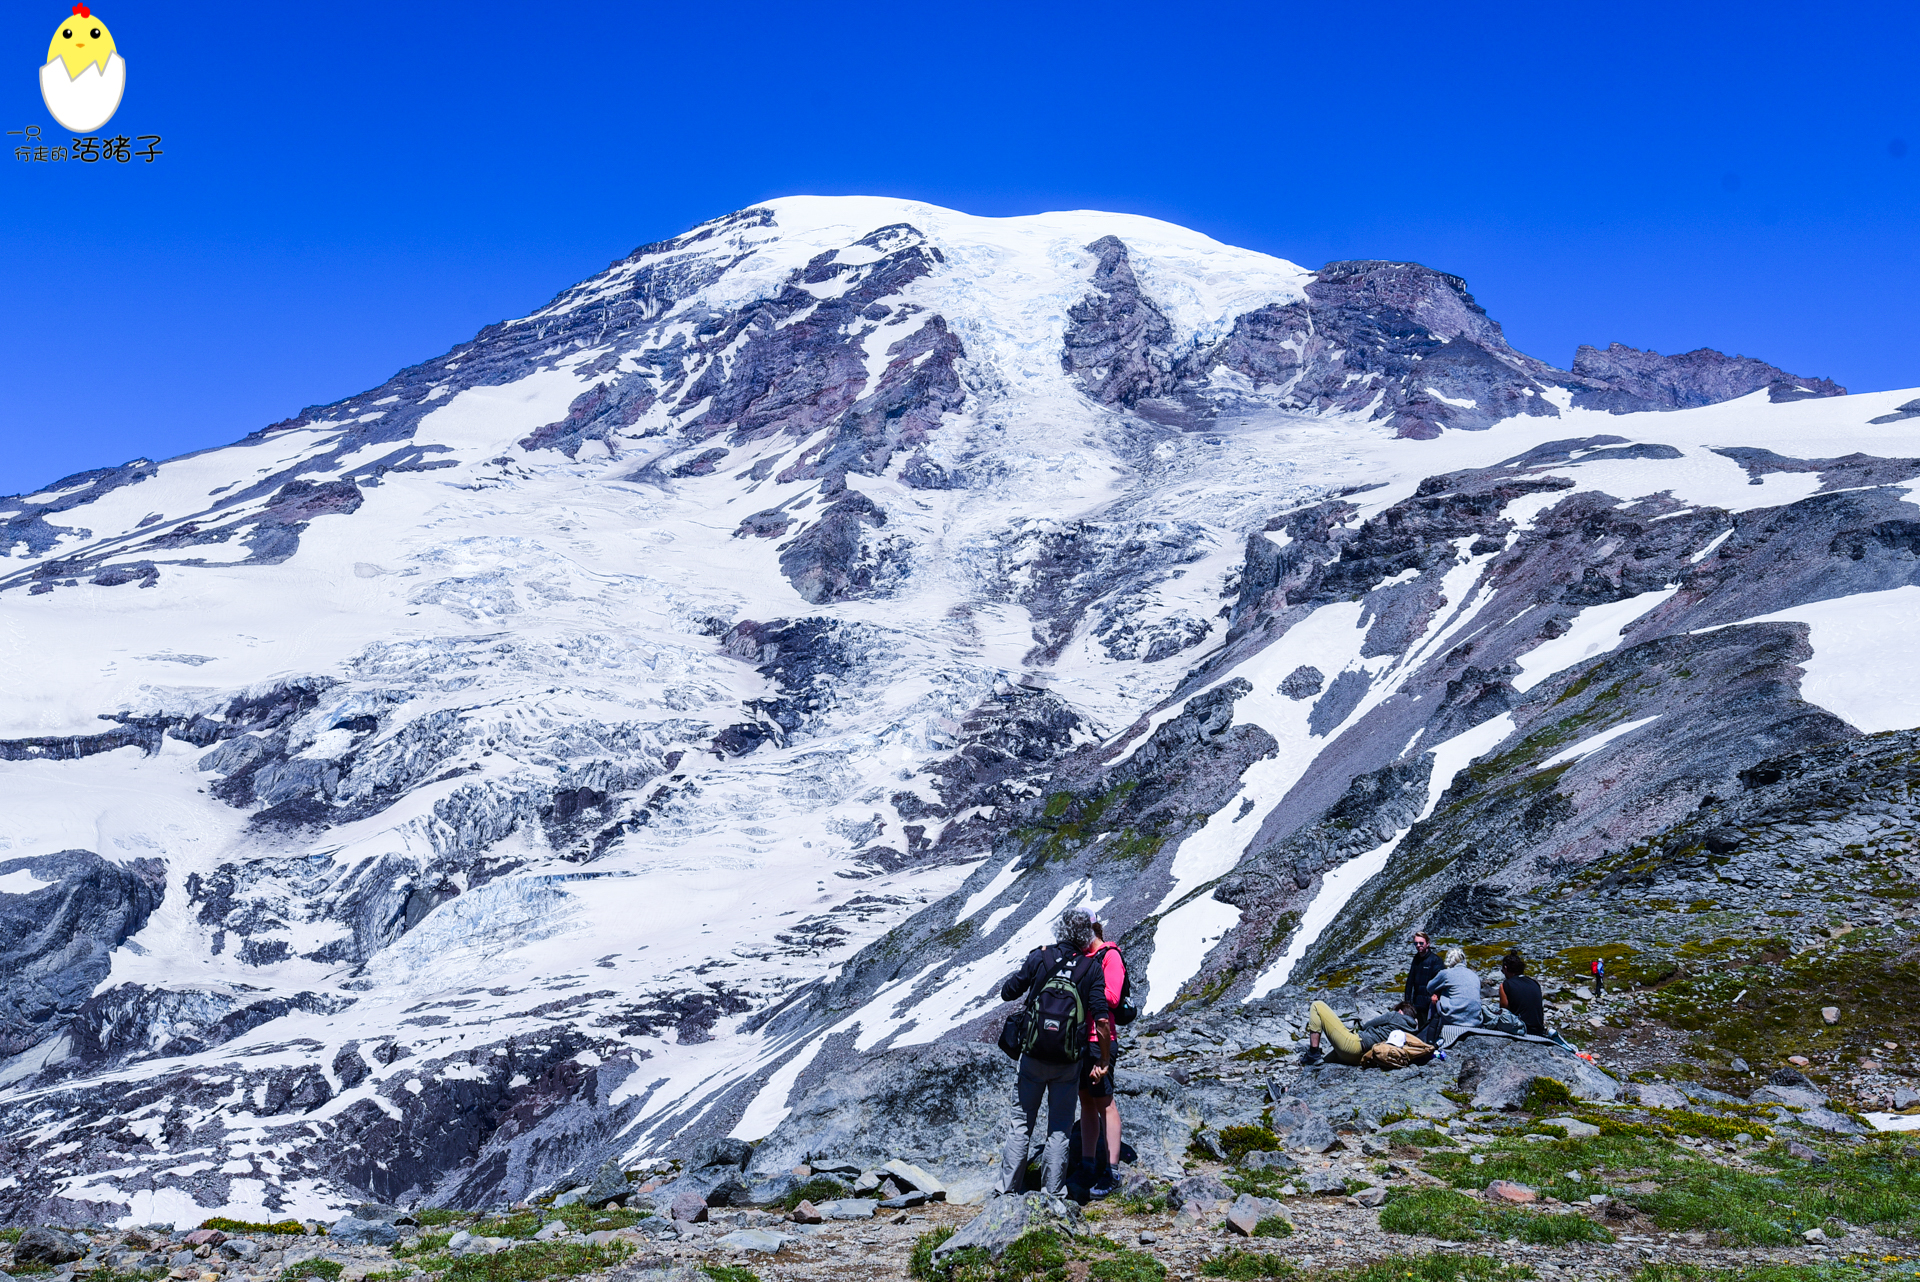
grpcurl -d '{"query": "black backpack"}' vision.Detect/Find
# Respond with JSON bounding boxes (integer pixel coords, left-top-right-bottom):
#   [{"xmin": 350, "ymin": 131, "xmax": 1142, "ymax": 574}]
[{"xmin": 999, "ymin": 947, "xmax": 1094, "ymax": 1064}]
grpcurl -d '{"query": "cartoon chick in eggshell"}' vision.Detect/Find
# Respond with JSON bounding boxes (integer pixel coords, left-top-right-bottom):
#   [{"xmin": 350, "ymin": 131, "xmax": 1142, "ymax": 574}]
[{"xmin": 40, "ymin": 4, "xmax": 124, "ymax": 133}]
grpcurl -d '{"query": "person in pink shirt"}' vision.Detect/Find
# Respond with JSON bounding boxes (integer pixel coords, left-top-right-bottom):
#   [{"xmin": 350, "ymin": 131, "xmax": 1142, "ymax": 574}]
[{"xmin": 1078, "ymin": 916, "xmax": 1128, "ymax": 1197}]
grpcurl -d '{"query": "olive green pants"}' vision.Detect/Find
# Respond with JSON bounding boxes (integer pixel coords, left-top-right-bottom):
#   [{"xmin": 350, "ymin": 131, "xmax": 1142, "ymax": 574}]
[{"xmin": 1306, "ymin": 1000, "xmax": 1365, "ymax": 1065}]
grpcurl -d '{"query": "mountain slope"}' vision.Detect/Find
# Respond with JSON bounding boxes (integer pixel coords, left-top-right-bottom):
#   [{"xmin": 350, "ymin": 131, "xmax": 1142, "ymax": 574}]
[{"xmin": 0, "ymin": 195, "xmax": 1905, "ymax": 1225}]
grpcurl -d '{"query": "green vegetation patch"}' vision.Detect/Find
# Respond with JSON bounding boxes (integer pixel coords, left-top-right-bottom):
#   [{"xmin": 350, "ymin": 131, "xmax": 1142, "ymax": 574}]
[
  {"xmin": 1205, "ymin": 1253, "xmax": 1534, "ymax": 1282},
  {"xmin": 199, "ymin": 1217, "xmax": 308, "ymax": 1235},
  {"xmin": 435, "ymin": 1240, "xmax": 632, "ymax": 1282},
  {"xmin": 413, "ymin": 1210, "xmax": 467, "ymax": 1228},
  {"xmin": 783, "ymin": 1174, "xmax": 854, "ymax": 1210},
  {"xmin": 1379, "ymin": 1188, "xmax": 1613, "ymax": 1245},
  {"xmin": 916, "ymin": 1227, "xmax": 1177, "ymax": 1282},
  {"xmin": 701, "ymin": 1267, "xmax": 762, "ymax": 1282},
  {"xmin": 284, "ymin": 1262, "xmax": 344, "ymax": 1282},
  {"xmin": 1218, "ymin": 1124, "xmax": 1284, "ymax": 1161},
  {"xmin": 1251, "ymin": 1216, "xmax": 1292, "ymax": 1238}
]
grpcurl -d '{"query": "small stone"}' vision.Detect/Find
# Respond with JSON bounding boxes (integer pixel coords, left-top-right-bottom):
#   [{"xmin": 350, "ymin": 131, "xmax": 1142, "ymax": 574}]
[
  {"xmin": 1804, "ymin": 1228, "xmax": 1828, "ymax": 1242},
  {"xmin": 1302, "ymin": 1172, "xmax": 1347, "ymax": 1196},
  {"xmin": 1860, "ymin": 1059, "xmax": 1882, "ymax": 1072},
  {"xmin": 1226, "ymin": 1206, "xmax": 1261, "ymax": 1237},
  {"xmin": 446, "ymin": 1231, "xmax": 473, "ymax": 1253},
  {"xmin": 583, "ymin": 1231, "xmax": 620, "ymax": 1247},
  {"xmin": 789, "ymin": 1201, "xmax": 822, "ymax": 1225},
  {"xmin": 1789, "ymin": 1055, "xmax": 1811, "ymax": 1066},
  {"xmin": 1822, "ymin": 1008, "xmax": 1841, "ymax": 1025},
  {"xmin": 790, "ymin": 1165, "xmax": 811, "ymax": 1178},
  {"xmin": 1729, "ymin": 1057, "xmax": 1750, "ymax": 1072},
  {"xmin": 852, "ymin": 1171, "xmax": 882, "ymax": 1194},
  {"xmin": 1787, "ymin": 1141, "xmax": 1827, "ymax": 1163},
  {"xmin": 181, "ymin": 1233, "xmax": 226, "ymax": 1249},
  {"xmin": 1588, "ymin": 1194, "xmax": 1609, "ymax": 1205},
  {"xmin": 1138, "ymin": 1232, "xmax": 1157, "ymax": 1245},
  {"xmin": 1349, "ymin": 1187, "xmax": 1388, "ymax": 1208},
  {"xmin": 878, "ymin": 1191, "xmax": 929, "ymax": 1209},
  {"xmin": 1894, "ymin": 1087, "xmax": 1920, "ymax": 1109},
  {"xmin": 1469, "ymin": 1154, "xmax": 1486, "ymax": 1166},
  {"xmin": 1485, "ymin": 1180, "xmax": 1538, "ymax": 1204},
  {"xmin": 1733, "ymin": 1133, "xmax": 1754, "ymax": 1147},
  {"xmin": 669, "ymin": 1192, "xmax": 709, "ymax": 1223}
]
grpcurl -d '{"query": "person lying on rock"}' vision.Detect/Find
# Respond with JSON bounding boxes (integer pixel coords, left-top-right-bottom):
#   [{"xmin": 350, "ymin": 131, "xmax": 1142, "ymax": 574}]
[
  {"xmin": 994, "ymin": 906, "xmax": 1115, "ymax": 1198},
  {"xmin": 1298, "ymin": 1000, "xmax": 1421, "ymax": 1066},
  {"xmin": 1479, "ymin": 950, "xmax": 1548, "ymax": 1036},
  {"xmin": 1417, "ymin": 947, "xmax": 1481, "ymax": 1041}
]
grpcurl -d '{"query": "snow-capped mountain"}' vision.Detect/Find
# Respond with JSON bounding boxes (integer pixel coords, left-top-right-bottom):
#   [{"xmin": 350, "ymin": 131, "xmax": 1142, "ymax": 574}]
[{"xmin": 2, "ymin": 195, "xmax": 1913, "ymax": 1225}]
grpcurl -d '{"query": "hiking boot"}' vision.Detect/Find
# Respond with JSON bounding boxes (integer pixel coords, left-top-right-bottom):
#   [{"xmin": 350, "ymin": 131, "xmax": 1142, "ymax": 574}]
[
  {"xmin": 1298, "ymin": 1046, "xmax": 1325, "ymax": 1066},
  {"xmin": 1088, "ymin": 1167, "xmax": 1119, "ymax": 1199}
]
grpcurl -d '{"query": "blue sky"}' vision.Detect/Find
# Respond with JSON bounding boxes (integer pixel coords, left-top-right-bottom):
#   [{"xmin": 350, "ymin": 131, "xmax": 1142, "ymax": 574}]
[{"xmin": 2, "ymin": 0, "xmax": 1915, "ymax": 495}]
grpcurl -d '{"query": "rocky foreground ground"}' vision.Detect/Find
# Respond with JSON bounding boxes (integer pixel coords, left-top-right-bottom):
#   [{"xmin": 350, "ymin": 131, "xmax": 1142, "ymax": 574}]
[{"xmin": 4, "ymin": 1043, "xmax": 1913, "ymax": 1282}]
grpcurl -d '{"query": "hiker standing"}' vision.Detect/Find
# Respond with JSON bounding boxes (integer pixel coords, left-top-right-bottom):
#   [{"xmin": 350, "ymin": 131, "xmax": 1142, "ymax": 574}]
[
  {"xmin": 1078, "ymin": 917, "xmax": 1131, "ymax": 1198},
  {"xmin": 995, "ymin": 907, "xmax": 1114, "ymax": 1198},
  {"xmin": 1404, "ymin": 931, "xmax": 1442, "ymax": 1018}
]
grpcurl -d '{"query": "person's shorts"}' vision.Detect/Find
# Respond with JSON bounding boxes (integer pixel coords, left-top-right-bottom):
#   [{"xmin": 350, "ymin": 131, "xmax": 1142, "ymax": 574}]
[{"xmin": 1079, "ymin": 1050, "xmax": 1115, "ymax": 1098}]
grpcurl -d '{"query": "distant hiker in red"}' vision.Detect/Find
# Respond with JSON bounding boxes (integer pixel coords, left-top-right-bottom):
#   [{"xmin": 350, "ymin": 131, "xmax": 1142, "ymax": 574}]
[
  {"xmin": 994, "ymin": 907, "xmax": 1114, "ymax": 1197},
  {"xmin": 1078, "ymin": 916, "xmax": 1134, "ymax": 1198},
  {"xmin": 1592, "ymin": 957, "xmax": 1605, "ymax": 997}
]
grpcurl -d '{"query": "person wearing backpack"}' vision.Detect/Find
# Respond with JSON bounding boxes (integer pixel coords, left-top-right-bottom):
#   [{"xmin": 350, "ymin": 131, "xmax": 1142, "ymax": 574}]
[
  {"xmin": 1077, "ymin": 917, "xmax": 1133, "ymax": 1198},
  {"xmin": 993, "ymin": 907, "xmax": 1114, "ymax": 1198}
]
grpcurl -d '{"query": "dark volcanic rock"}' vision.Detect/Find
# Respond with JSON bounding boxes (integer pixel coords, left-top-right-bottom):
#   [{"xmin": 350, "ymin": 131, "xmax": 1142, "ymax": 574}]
[
  {"xmin": 1063, "ymin": 236, "xmax": 1177, "ymax": 407},
  {"xmin": 1570, "ymin": 343, "xmax": 1845, "ymax": 412},
  {"xmin": 0, "ymin": 850, "xmax": 166, "ymax": 1059}
]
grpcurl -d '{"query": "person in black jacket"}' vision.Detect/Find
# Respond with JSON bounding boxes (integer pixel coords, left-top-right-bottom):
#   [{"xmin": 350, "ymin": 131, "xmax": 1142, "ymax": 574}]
[
  {"xmin": 1404, "ymin": 931, "xmax": 1442, "ymax": 1019},
  {"xmin": 994, "ymin": 907, "xmax": 1114, "ymax": 1197}
]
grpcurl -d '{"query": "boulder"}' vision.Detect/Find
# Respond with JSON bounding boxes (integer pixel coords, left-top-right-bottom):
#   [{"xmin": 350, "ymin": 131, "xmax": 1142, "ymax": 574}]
[
  {"xmin": 1451, "ymin": 1038, "xmax": 1619, "ymax": 1110},
  {"xmin": 882, "ymin": 1159, "xmax": 947, "ymax": 1198},
  {"xmin": 1540, "ymin": 1116, "xmax": 1600, "ymax": 1138},
  {"xmin": 182, "ymin": 1231, "xmax": 226, "ymax": 1247},
  {"xmin": 744, "ymin": 1043, "xmax": 1014, "ymax": 1193},
  {"xmin": 816, "ymin": 1199, "xmax": 877, "ymax": 1220},
  {"xmin": 1787, "ymin": 1141, "xmax": 1827, "ymax": 1163},
  {"xmin": 1625, "ymin": 1082, "xmax": 1688, "ymax": 1109},
  {"xmin": 351, "ymin": 1204, "xmax": 411, "ymax": 1225},
  {"xmin": 1753, "ymin": 1083, "xmax": 1829, "ymax": 1110},
  {"xmin": 1486, "ymin": 1180, "xmax": 1538, "ymax": 1204},
  {"xmin": 1172, "ymin": 1173, "xmax": 1233, "ymax": 1209},
  {"xmin": 1349, "ymin": 1186, "xmax": 1389, "ymax": 1208},
  {"xmin": 933, "ymin": 1192, "xmax": 1082, "ymax": 1261},
  {"xmin": 218, "ymin": 1240, "xmax": 261, "ymax": 1264},
  {"xmin": 1225, "ymin": 1194, "xmax": 1286, "ymax": 1236},
  {"xmin": 669, "ymin": 1192, "xmax": 708, "ymax": 1223},
  {"xmin": 879, "ymin": 1190, "xmax": 931, "ymax": 1209},
  {"xmin": 789, "ymin": 1201, "xmax": 822, "ymax": 1224},
  {"xmin": 14, "ymin": 1229, "xmax": 85, "ymax": 1266},
  {"xmin": 327, "ymin": 1219, "xmax": 398, "ymax": 1248},
  {"xmin": 716, "ymin": 1229, "xmax": 787, "ymax": 1255},
  {"xmin": 583, "ymin": 1158, "xmax": 635, "ymax": 1207},
  {"xmin": 692, "ymin": 1138, "xmax": 754, "ymax": 1170},
  {"xmin": 1302, "ymin": 1171, "xmax": 1348, "ymax": 1196}
]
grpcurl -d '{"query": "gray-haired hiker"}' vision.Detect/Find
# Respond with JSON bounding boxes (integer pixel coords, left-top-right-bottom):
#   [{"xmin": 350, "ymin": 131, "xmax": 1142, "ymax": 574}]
[{"xmin": 994, "ymin": 907, "xmax": 1114, "ymax": 1197}]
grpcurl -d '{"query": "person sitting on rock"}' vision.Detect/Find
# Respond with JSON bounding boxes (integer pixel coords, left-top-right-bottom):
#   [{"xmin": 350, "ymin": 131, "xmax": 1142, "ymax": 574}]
[
  {"xmin": 1480, "ymin": 949, "xmax": 1547, "ymax": 1036},
  {"xmin": 1421, "ymin": 947, "xmax": 1482, "ymax": 1040},
  {"xmin": 994, "ymin": 906, "xmax": 1114, "ymax": 1198},
  {"xmin": 1298, "ymin": 1000, "xmax": 1419, "ymax": 1066}
]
